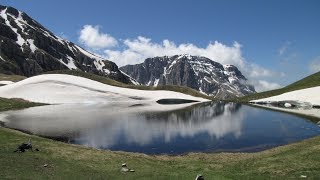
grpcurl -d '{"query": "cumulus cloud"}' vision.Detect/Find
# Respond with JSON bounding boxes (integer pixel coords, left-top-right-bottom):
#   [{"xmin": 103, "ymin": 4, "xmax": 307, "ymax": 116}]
[
  {"xmin": 79, "ymin": 25, "xmax": 118, "ymax": 49},
  {"xmin": 244, "ymin": 64, "xmax": 285, "ymax": 79},
  {"xmin": 77, "ymin": 25, "xmax": 284, "ymax": 91},
  {"xmin": 245, "ymin": 64, "xmax": 276, "ymax": 78},
  {"xmin": 309, "ymin": 56, "xmax": 320, "ymax": 73},
  {"xmin": 104, "ymin": 36, "xmax": 245, "ymax": 67},
  {"xmin": 104, "ymin": 36, "xmax": 282, "ymax": 80},
  {"xmin": 253, "ymin": 80, "xmax": 282, "ymax": 92}
]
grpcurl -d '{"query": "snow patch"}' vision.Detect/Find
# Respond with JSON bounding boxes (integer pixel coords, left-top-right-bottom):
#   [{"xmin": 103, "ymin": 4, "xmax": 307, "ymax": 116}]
[
  {"xmin": 0, "ymin": 81, "xmax": 14, "ymax": 85},
  {"xmin": 284, "ymin": 103, "xmax": 292, "ymax": 107},
  {"xmin": 75, "ymin": 45, "xmax": 104, "ymax": 61},
  {"xmin": 120, "ymin": 70, "xmax": 140, "ymax": 85},
  {"xmin": 58, "ymin": 56, "xmax": 78, "ymax": 70},
  {"xmin": 154, "ymin": 78, "xmax": 159, "ymax": 86},
  {"xmin": 0, "ymin": 8, "xmax": 26, "ymax": 49},
  {"xmin": 14, "ymin": 11, "xmax": 26, "ymax": 34},
  {"xmin": 66, "ymin": 55, "xmax": 78, "ymax": 69},
  {"xmin": 203, "ymin": 76, "xmax": 211, "ymax": 83},
  {"xmin": 0, "ymin": 55, "xmax": 5, "ymax": 61},
  {"xmin": 177, "ymin": 54, "xmax": 192, "ymax": 60},
  {"xmin": 228, "ymin": 77, "xmax": 236, "ymax": 84},
  {"xmin": 26, "ymin": 39, "xmax": 37, "ymax": 53}
]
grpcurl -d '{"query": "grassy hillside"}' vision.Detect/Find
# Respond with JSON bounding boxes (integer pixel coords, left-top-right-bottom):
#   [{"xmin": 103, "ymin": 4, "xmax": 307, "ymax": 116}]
[
  {"xmin": 0, "ymin": 74, "xmax": 45, "ymax": 110},
  {"xmin": 45, "ymin": 70, "xmax": 214, "ymax": 100},
  {"xmin": 0, "ymin": 127, "xmax": 319, "ymax": 179},
  {"xmin": 0, "ymin": 97, "xmax": 45, "ymax": 111},
  {"xmin": 0, "ymin": 73, "xmax": 26, "ymax": 82},
  {"xmin": 235, "ymin": 71, "xmax": 320, "ymax": 102}
]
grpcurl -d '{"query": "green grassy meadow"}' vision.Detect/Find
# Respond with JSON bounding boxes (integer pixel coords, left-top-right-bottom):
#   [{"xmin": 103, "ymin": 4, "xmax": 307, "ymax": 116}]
[{"xmin": 0, "ymin": 127, "xmax": 319, "ymax": 179}]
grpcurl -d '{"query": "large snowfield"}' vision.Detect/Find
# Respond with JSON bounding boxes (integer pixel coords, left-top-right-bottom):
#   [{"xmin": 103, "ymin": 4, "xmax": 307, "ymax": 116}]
[{"xmin": 0, "ymin": 74, "xmax": 209, "ymax": 107}]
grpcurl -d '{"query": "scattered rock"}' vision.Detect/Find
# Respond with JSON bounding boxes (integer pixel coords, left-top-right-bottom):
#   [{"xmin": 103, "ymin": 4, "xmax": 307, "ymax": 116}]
[
  {"xmin": 14, "ymin": 138, "xmax": 33, "ymax": 153},
  {"xmin": 121, "ymin": 163, "xmax": 135, "ymax": 173},
  {"xmin": 43, "ymin": 164, "xmax": 48, "ymax": 167},
  {"xmin": 195, "ymin": 174, "xmax": 204, "ymax": 180},
  {"xmin": 121, "ymin": 163, "xmax": 129, "ymax": 172}
]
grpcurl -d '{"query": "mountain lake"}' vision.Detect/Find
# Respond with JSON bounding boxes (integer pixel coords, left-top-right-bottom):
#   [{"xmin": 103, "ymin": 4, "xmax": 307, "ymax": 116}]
[{"xmin": 0, "ymin": 101, "xmax": 319, "ymax": 155}]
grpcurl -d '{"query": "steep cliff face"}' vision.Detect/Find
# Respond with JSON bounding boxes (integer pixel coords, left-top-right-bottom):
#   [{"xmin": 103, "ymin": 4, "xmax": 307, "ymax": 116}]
[
  {"xmin": 0, "ymin": 5, "xmax": 132, "ymax": 83},
  {"xmin": 120, "ymin": 55, "xmax": 255, "ymax": 99}
]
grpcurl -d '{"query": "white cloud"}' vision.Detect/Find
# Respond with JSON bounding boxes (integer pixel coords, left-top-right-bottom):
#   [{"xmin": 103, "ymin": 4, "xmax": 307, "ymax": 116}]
[
  {"xmin": 245, "ymin": 64, "xmax": 276, "ymax": 78},
  {"xmin": 79, "ymin": 25, "xmax": 118, "ymax": 49},
  {"xmin": 77, "ymin": 27, "xmax": 283, "ymax": 91},
  {"xmin": 309, "ymin": 56, "xmax": 320, "ymax": 73},
  {"xmin": 253, "ymin": 80, "xmax": 282, "ymax": 92},
  {"xmin": 103, "ymin": 36, "xmax": 282, "ymax": 80},
  {"xmin": 244, "ymin": 64, "xmax": 285, "ymax": 78},
  {"xmin": 105, "ymin": 36, "xmax": 246, "ymax": 67}
]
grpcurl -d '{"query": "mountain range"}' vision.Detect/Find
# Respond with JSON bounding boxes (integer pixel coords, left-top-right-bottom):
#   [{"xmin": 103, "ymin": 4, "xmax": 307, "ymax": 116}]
[{"xmin": 0, "ymin": 5, "xmax": 255, "ymax": 98}]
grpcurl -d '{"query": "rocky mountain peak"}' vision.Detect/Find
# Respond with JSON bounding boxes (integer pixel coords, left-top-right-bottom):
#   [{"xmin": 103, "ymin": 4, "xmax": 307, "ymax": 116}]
[{"xmin": 120, "ymin": 55, "xmax": 255, "ymax": 99}]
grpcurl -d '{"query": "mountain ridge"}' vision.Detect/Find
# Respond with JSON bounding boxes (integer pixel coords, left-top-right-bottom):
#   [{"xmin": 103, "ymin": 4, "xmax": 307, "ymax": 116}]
[{"xmin": 0, "ymin": 5, "xmax": 133, "ymax": 84}]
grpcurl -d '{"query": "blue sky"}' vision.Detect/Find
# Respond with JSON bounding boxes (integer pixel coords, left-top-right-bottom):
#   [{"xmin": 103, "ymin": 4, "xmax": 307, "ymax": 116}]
[{"xmin": 1, "ymin": 0, "xmax": 320, "ymax": 91}]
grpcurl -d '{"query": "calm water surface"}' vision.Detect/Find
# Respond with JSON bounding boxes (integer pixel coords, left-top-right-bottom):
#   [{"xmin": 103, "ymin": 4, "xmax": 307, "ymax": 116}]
[{"xmin": 0, "ymin": 102, "xmax": 319, "ymax": 154}]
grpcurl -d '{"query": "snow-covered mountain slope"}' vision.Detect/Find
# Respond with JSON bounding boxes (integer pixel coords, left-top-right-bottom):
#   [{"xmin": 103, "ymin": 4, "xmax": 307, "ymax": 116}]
[
  {"xmin": 0, "ymin": 74, "xmax": 209, "ymax": 104},
  {"xmin": 120, "ymin": 54, "xmax": 255, "ymax": 99},
  {"xmin": 0, "ymin": 5, "xmax": 132, "ymax": 84},
  {"xmin": 250, "ymin": 86, "xmax": 320, "ymax": 106}
]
